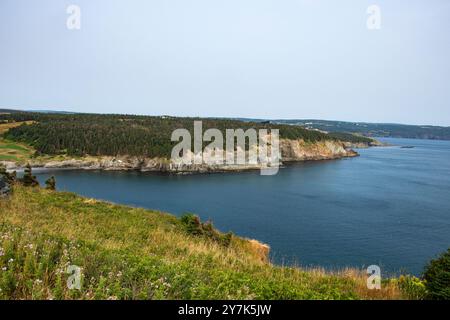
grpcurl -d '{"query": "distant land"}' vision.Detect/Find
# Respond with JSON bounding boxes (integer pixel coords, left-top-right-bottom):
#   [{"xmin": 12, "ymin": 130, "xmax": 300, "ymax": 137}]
[
  {"xmin": 0, "ymin": 109, "xmax": 363, "ymax": 171},
  {"xmin": 1, "ymin": 109, "xmax": 449, "ymax": 140},
  {"xmin": 0, "ymin": 108, "xmax": 76, "ymax": 115},
  {"xmin": 236, "ymin": 118, "xmax": 450, "ymax": 141}
]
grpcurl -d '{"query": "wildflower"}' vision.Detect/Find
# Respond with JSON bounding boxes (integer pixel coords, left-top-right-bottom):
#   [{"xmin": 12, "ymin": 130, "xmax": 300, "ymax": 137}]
[
  {"xmin": 8, "ymin": 258, "xmax": 14, "ymax": 263},
  {"xmin": 1, "ymin": 234, "xmax": 10, "ymax": 240}
]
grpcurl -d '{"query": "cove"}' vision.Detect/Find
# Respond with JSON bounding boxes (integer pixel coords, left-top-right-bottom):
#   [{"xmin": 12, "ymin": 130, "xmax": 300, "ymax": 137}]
[{"xmin": 33, "ymin": 138, "xmax": 450, "ymax": 275}]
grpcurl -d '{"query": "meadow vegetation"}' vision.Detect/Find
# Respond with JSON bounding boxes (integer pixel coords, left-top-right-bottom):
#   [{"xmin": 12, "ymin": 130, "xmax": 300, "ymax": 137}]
[
  {"xmin": 0, "ymin": 183, "xmax": 408, "ymax": 300},
  {"xmin": 0, "ymin": 122, "xmax": 35, "ymax": 162}
]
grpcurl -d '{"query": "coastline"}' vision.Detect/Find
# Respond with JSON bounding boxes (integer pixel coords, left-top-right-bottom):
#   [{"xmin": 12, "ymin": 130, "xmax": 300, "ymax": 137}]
[{"xmin": 1, "ymin": 138, "xmax": 360, "ymax": 173}]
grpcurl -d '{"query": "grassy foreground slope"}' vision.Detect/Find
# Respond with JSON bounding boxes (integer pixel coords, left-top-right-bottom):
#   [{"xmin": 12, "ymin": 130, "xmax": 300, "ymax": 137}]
[{"xmin": 0, "ymin": 185, "xmax": 404, "ymax": 300}]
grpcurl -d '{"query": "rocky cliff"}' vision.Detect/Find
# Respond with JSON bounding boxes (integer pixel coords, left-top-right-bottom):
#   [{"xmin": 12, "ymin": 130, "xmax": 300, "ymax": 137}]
[
  {"xmin": 0, "ymin": 139, "xmax": 357, "ymax": 173},
  {"xmin": 280, "ymin": 139, "xmax": 357, "ymax": 161},
  {"xmin": 342, "ymin": 139, "xmax": 386, "ymax": 149}
]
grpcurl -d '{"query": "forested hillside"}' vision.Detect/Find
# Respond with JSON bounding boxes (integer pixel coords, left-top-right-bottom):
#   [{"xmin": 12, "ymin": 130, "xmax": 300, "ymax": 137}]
[
  {"xmin": 272, "ymin": 119, "xmax": 450, "ymax": 140},
  {"xmin": 0, "ymin": 111, "xmax": 369, "ymax": 158}
]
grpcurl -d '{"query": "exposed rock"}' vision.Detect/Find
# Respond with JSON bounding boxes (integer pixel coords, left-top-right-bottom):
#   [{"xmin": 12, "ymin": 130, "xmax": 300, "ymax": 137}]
[
  {"xmin": 343, "ymin": 139, "xmax": 386, "ymax": 149},
  {"xmin": 280, "ymin": 139, "xmax": 357, "ymax": 161},
  {"xmin": 0, "ymin": 138, "xmax": 359, "ymax": 173},
  {"xmin": 0, "ymin": 161, "xmax": 18, "ymax": 170},
  {"xmin": 43, "ymin": 159, "xmax": 95, "ymax": 169}
]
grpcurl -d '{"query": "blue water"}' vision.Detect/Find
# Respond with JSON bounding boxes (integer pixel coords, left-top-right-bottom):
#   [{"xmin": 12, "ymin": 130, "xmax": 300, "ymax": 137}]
[{"xmin": 34, "ymin": 138, "xmax": 450, "ymax": 275}]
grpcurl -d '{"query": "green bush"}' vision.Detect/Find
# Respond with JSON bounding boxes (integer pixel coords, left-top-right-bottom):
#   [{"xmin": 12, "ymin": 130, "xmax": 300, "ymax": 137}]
[
  {"xmin": 45, "ymin": 176, "xmax": 56, "ymax": 190},
  {"xmin": 180, "ymin": 214, "xmax": 232, "ymax": 247},
  {"xmin": 423, "ymin": 248, "xmax": 450, "ymax": 300},
  {"xmin": 180, "ymin": 213, "xmax": 203, "ymax": 236},
  {"xmin": 0, "ymin": 164, "xmax": 16, "ymax": 184},
  {"xmin": 21, "ymin": 164, "xmax": 39, "ymax": 187},
  {"xmin": 397, "ymin": 275, "xmax": 427, "ymax": 300}
]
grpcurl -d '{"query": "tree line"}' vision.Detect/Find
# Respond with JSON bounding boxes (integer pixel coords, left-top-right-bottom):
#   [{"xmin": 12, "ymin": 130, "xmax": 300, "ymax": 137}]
[{"xmin": 1, "ymin": 112, "xmax": 368, "ymax": 158}]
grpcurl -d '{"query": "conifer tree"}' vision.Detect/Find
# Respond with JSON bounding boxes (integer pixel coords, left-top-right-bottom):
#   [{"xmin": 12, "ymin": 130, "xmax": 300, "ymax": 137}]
[
  {"xmin": 45, "ymin": 176, "xmax": 56, "ymax": 190},
  {"xmin": 0, "ymin": 164, "xmax": 16, "ymax": 184},
  {"xmin": 21, "ymin": 164, "xmax": 39, "ymax": 187}
]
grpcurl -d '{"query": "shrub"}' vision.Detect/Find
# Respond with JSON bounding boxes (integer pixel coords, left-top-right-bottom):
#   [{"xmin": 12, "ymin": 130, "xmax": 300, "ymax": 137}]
[
  {"xmin": 21, "ymin": 164, "xmax": 39, "ymax": 187},
  {"xmin": 0, "ymin": 165, "xmax": 13, "ymax": 197},
  {"xmin": 45, "ymin": 176, "xmax": 56, "ymax": 190},
  {"xmin": 397, "ymin": 275, "xmax": 427, "ymax": 300},
  {"xmin": 423, "ymin": 248, "xmax": 450, "ymax": 300},
  {"xmin": 0, "ymin": 164, "xmax": 16, "ymax": 184},
  {"xmin": 180, "ymin": 213, "xmax": 233, "ymax": 247},
  {"xmin": 180, "ymin": 214, "xmax": 203, "ymax": 236}
]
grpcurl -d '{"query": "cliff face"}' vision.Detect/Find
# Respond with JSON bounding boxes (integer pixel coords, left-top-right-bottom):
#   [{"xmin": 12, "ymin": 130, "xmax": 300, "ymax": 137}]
[
  {"xmin": 342, "ymin": 140, "xmax": 385, "ymax": 149},
  {"xmin": 280, "ymin": 139, "xmax": 357, "ymax": 161},
  {"xmin": 0, "ymin": 139, "xmax": 357, "ymax": 172}
]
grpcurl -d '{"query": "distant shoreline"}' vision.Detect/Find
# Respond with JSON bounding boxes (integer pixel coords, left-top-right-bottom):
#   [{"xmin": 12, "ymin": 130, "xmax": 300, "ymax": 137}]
[{"xmin": 2, "ymin": 137, "xmax": 363, "ymax": 173}]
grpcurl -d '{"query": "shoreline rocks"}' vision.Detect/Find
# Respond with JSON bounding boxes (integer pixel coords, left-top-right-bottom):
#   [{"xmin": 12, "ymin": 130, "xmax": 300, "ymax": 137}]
[
  {"xmin": 343, "ymin": 139, "xmax": 388, "ymax": 149},
  {"xmin": 1, "ymin": 139, "xmax": 358, "ymax": 173}
]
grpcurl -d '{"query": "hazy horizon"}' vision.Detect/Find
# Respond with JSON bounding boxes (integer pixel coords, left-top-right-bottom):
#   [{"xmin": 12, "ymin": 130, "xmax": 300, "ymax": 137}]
[
  {"xmin": 2, "ymin": 106, "xmax": 450, "ymax": 128},
  {"xmin": 1, "ymin": 0, "xmax": 450, "ymax": 126}
]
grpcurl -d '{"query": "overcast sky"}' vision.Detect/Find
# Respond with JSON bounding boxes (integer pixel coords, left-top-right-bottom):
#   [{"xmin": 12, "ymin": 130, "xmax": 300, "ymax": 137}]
[{"xmin": 1, "ymin": 0, "xmax": 449, "ymax": 125}]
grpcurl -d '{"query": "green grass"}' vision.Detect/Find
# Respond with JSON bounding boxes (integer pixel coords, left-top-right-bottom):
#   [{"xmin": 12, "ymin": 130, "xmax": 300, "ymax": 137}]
[
  {"xmin": 0, "ymin": 143, "xmax": 30, "ymax": 152},
  {"xmin": 0, "ymin": 155, "xmax": 19, "ymax": 161},
  {"xmin": 0, "ymin": 122, "xmax": 36, "ymax": 164},
  {"xmin": 0, "ymin": 185, "xmax": 405, "ymax": 300},
  {"xmin": 0, "ymin": 138, "xmax": 34, "ymax": 163}
]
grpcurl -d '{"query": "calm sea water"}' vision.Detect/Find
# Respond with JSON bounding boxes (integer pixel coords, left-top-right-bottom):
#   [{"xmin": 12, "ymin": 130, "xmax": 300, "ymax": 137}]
[{"xmin": 34, "ymin": 138, "xmax": 450, "ymax": 275}]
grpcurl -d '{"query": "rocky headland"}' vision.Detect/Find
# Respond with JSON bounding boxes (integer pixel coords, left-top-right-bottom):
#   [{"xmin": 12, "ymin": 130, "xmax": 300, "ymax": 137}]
[{"xmin": 1, "ymin": 139, "xmax": 358, "ymax": 173}]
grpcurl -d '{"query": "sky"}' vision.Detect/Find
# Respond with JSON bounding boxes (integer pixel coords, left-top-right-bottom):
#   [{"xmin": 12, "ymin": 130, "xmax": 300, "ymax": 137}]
[{"xmin": 1, "ymin": 0, "xmax": 449, "ymax": 126}]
